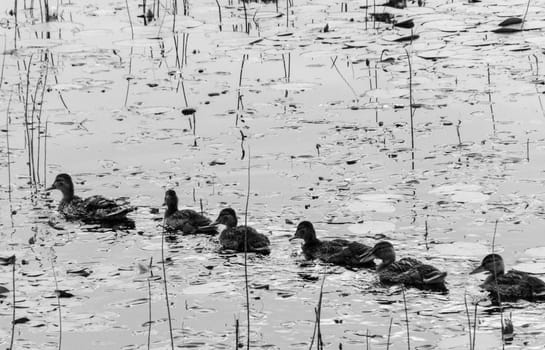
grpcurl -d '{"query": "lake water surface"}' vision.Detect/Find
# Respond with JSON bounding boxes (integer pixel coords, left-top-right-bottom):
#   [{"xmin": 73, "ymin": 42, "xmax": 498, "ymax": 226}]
[{"xmin": 1, "ymin": 0, "xmax": 545, "ymax": 349}]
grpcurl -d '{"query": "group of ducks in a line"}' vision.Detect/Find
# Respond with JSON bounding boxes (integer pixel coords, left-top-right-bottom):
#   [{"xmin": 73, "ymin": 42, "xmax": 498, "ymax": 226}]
[{"xmin": 47, "ymin": 173, "xmax": 545, "ymax": 304}]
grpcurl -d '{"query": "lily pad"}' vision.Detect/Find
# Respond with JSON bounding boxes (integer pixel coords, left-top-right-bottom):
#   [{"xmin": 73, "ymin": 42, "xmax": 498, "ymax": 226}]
[
  {"xmin": 451, "ymin": 191, "xmax": 489, "ymax": 203},
  {"xmin": 512, "ymin": 262, "xmax": 545, "ymax": 274},
  {"xmin": 347, "ymin": 194, "xmax": 403, "ymax": 213},
  {"xmin": 433, "ymin": 242, "xmax": 491, "ymax": 258},
  {"xmin": 524, "ymin": 247, "xmax": 545, "ymax": 258}
]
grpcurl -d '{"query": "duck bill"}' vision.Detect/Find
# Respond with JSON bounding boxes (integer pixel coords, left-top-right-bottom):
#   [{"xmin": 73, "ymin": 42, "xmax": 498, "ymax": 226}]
[
  {"xmin": 45, "ymin": 185, "xmax": 56, "ymax": 191},
  {"xmin": 289, "ymin": 235, "xmax": 300, "ymax": 242},
  {"xmin": 470, "ymin": 265, "xmax": 485, "ymax": 275}
]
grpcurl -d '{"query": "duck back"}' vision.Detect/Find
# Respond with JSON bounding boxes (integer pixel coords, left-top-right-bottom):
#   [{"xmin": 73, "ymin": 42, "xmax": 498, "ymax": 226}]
[
  {"xmin": 165, "ymin": 209, "xmax": 215, "ymax": 235},
  {"xmin": 379, "ymin": 258, "xmax": 447, "ymax": 290},
  {"xmin": 484, "ymin": 270, "xmax": 545, "ymax": 303},
  {"xmin": 219, "ymin": 226, "xmax": 270, "ymax": 254}
]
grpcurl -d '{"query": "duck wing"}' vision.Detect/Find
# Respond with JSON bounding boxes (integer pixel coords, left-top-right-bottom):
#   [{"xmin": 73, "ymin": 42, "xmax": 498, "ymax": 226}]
[
  {"xmin": 83, "ymin": 195, "xmax": 135, "ymax": 221},
  {"xmin": 59, "ymin": 196, "xmax": 88, "ymax": 220},
  {"xmin": 246, "ymin": 226, "xmax": 270, "ymax": 254},
  {"xmin": 380, "ymin": 258, "xmax": 447, "ymax": 287},
  {"xmin": 486, "ymin": 270, "xmax": 545, "ymax": 301},
  {"xmin": 323, "ymin": 241, "xmax": 374, "ymax": 268},
  {"xmin": 219, "ymin": 226, "xmax": 270, "ymax": 254},
  {"xmin": 165, "ymin": 209, "xmax": 215, "ymax": 234}
]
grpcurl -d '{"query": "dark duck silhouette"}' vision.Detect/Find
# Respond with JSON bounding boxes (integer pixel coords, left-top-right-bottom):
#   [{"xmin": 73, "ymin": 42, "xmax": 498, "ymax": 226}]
[
  {"xmin": 47, "ymin": 173, "xmax": 135, "ymax": 223},
  {"xmin": 290, "ymin": 221, "xmax": 375, "ymax": 268},
  {"xmin": 213, "ymin": 208, "xmax": 270, "ymax": 254},
  {"xmin": 163, "ymin": 190, "xmax": 216, "ymax": 235},
  {"xmin": 471, "ymin": 254, "xmax": 545, "ymax": 303},
  {"xmin": 360, "ymin": 241, "xmax": 447, "ymax": 290}
]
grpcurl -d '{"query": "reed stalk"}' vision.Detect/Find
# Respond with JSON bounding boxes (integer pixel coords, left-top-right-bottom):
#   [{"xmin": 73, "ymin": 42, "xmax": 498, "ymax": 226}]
[
  {"xmin": 243, "ymin": 146, "xmax": 251, "ymax": 350},
  {"xmin": 161, "ymin": 222, "xmax": 175, "ymax": 350},
  {"xmin": 125, "ymin": 0, "xmax": 135, "ymax": 39},
  {"xmin": 491, "ymin": 220, "xmax": 504, "ymax": 348},
  {"xmin": 215, "ymin": 0, "xmax": 223, "ymax": 31},
  {"xmin": 526, "ymin": 138, "xmax": 530, "ymax": 162},
  {"xmin": 309, "ymin": 273, "xmax": 326, "ymax": 350},
  {"xmin": 386, "ymin": 317, "xmax": 393, "ymax": 350},
  {"xmin": 286, "ymin": 0, "xmax": 289, "ymax": 27},
  {"xmin": 6, "ymin": 93, "xmax": 13, "ymax": 202},
  {"xmin": 52, "ymin": 258, "xmax": 62, "ymax": 350},
  {"xmin": 402, "ymin": 287, "xmax": 410, "ymax": 350},
  {"xmin": 235, "ymin": 318, "xmax": 240, "ymax": 349},
  {"xmin": 456, "ymin": 120, "xmax": 462, "ymax": 146},
  {"xmin": 487, "ymin": 64, "xmax": 496, "ymax": 132},
  {"xmin": 14, "ymin": 0, "xmax": 18, "ymax": 49},
  {"xmin": 464, "ymin": 293, "xmax": 473, "ymax": 350},
  {"xmin": 521, "ymin": 0, "xmax": 531, "ymax": 30},
  {"xmin": 147, "ymin": 257, "xmax": 153, "ymax": 350},
  {"xmin": 0, "ymin": 34, "xmax": 6, "ymax": 88},
  {"xmin": 404, "ymin": 48, "xmax": 415, "ymax": 170},
  {"xmin": 9, "ymin": 255, "xmax": 16, "ymax": 350},
  {"xmin": 236, "ymin": 54, "xmax": 246, "ymax": 126}
]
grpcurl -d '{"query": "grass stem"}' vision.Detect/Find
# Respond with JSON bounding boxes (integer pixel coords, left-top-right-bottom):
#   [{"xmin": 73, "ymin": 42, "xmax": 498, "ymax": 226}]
[
  {"xmin": 161, "ymin": 222, "xmax": 175, "ymax": 350},
  {"xmin": 243, "ymin": 146, "xmax": 251, "ymax": 350},
  {"xmin": 402, "ymin": 287, "xmax": 410, "ymax": 350}
]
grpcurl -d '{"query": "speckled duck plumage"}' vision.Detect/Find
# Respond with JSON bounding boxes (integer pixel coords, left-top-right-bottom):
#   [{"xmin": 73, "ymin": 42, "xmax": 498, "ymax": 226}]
[
  {"xmin": 214, "ymin": 208, "xmax": 270, "ymax": 255},
  {"xmin": 47, "ymin": 173, "xmax": 135, "ymax": 223},
  {"xmin": 163, "ymin": 190, "xmax": 216, "ymax": 235},
  {"xmin": 471, "ymin": 254, "xmax": 545, "ymax": 303},
  {"xmin": 360, "ymin": 241, "xmax": 447, "ymax": 290},
  {"xmin": 290, "ymin": 221, "xmax": 375, "ymax": 269}
]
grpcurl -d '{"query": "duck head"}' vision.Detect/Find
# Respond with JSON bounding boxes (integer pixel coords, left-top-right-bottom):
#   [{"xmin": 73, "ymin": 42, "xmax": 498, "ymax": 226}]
[
  {"xmin": 290, "ymin": 221, "xmax": 318, "ymax": 244},
  {"xmin": 213, "ymin": 208, "xmax": 238, "ymax": 228},
  {"xmin": 470, "ymin": 254, "xmax": 505, "ymax": 276},
  {"xmin": 163, "ymin": 190, "xmax": 179, "ymax": 214},
  {"xmin": 46, "ymin": 173, "xmax": 75, "ymax": 200},
  {"xmin": 359, "ymin": 241, "xmax": 396, "ymax": 271}
]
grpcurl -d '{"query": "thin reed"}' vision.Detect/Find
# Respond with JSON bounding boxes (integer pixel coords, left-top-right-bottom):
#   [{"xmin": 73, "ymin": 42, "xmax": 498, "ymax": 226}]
[
  {"xmin": 243, "ymin": 146, "xmax": 251, "ymax": 350},
  {"xmin": 52, "ymin": 258, "xmax": 62, "ymax": 350},
  {"xmin": 402, "ymin": 287, "xmax": 410, "ymax": 350},
  {"xmin": 161, "ymin": 223, "xmax": 175, "ymax": 350}
]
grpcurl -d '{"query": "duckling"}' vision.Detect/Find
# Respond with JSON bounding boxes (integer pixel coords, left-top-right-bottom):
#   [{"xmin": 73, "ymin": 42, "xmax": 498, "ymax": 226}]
[
  {"xmin": 47, "ymin": 173, "xmax": 135, "ymax": 223},
  {"xmin": 213, "ymin": 208, "xmax": 270, "ymax": 254},
  {"xmin": 290, "ymin": 221, "xmax": 375, "ymax": 268},
  {"xmin": 360, "ymin": 241, "xmax": 447, "ymax": 290},
  {"xmin": 163, "ymin": 190, "xmax": 216, "ymax": 235},
  {"xmin": 471, "ymin": 254, "xmax": 545, "ymax": 303}
]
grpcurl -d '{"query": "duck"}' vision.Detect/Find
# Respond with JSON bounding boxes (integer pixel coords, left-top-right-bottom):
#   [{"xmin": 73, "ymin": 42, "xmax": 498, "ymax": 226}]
[
  {"xmin": 290, "ymin": 221, "xmax": 375, "ymax": 268},
  {"xmin": 359, "ymin": 241, "xmax": 447, "ymax": 290},
  {"xmin": 46, "ymin": 173, "xmax": 135, "ymax": 223},
  {"xmin": 163, "ymin": 190, "xmax": 216, "ymax": 235},
  {"xmin": 213, "ymin": 208, "xmax": 270, "ymax": 255},
  {"xmin": 470, "ymin": 254, "xmax": 545, "ymax": 303}
]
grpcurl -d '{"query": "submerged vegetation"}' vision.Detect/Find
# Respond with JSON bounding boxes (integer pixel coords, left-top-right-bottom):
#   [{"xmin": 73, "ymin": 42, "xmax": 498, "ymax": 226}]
[{"xmin": 1, "ymin": 0, "xmax": 545, "ymax": 349}]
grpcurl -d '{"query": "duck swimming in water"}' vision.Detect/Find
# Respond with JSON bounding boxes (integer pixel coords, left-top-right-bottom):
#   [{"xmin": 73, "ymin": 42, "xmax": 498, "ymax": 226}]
[
  {"xmin": 360, "ymin": 241, "xmax": 447, "ymax": 290},
  {"xmin": 47, "ymin": 173, "xmax": 135, "ymax": 223},
  {"xmin": 213, "ymin": 208, "xmax": 270, "ymax": 255},
  {"xmin": 163, "ymin": 190, "xmax": 216, "ymax": 235},
  {"xmin": 471, "ymin": 254, "xmax": 545, "ymax": 303},
  {"xmin": 290, "ymin": 221, "xmax": 375, "ymax": 268}
]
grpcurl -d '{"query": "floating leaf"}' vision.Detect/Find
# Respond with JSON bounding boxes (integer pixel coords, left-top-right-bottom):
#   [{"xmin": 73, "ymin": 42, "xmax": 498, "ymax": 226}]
[
  {"xmin": 492, "ymin": 27, "xmax": 522, "ymax": 34},
  {"xmin": 499, "ymin": 17, "xmax": 522, "ymax": 27},
  {"xmin": 433, "ymin": 242, "xmax": 491, "ymax": 258}
]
